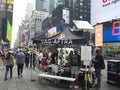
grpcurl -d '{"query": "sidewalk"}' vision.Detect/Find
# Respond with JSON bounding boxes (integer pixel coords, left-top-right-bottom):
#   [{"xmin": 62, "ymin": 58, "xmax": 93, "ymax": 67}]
[
  {"xmin": 0, "ymin": 61, "xmax": 120, "ymax": 90},
  {"xmin": 0, "ymin": 65, "xmax": 41, "ymax": 90}
]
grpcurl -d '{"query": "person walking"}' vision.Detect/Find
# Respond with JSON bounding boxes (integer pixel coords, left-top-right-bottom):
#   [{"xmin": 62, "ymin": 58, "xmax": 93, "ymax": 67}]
[
  {"xmin": 24, "ymin": 51, "xmax": 29, "ymax": 68},
  {"xmin": 69, "ymin": 50, "xmax": 81, "ymax": 89},
  {"xmin": 94, "ymin": 49, "xmax": 105, "ymax": 88},
  {"xmin": 1, "ymin": 49, "xmax": 6, "ymax": 69},
  {"xmin": 4, "ymin": 51, "xmax": 14, "ymax": 81},
  {"xmin": 16, "ymin": 50, "xmax": 25, "ymax": 77},
  {"xmin": 30, "ymin": 51, "xmax": 36, "ymax": 69}
]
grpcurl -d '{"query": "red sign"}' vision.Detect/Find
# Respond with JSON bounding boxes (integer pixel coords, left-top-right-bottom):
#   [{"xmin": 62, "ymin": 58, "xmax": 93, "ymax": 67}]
[{"xmin": 102, "ymin": 0, "xmax": 110, "ymax": 3}]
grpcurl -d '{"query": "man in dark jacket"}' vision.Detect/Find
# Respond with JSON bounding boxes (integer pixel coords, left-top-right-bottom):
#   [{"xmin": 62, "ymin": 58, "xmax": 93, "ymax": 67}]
[{"xmin": 94, "ymin": 49, "xmax": 105, "ymax": 88}]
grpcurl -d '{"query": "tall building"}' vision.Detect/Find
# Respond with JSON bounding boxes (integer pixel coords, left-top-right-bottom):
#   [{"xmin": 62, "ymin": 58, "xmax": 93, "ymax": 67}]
[
  {"xmin": 54, "ymin": 0, "xmax": 91, "ymax": 28},
  {"xmin": 36, "ymin": 0, "xmax": 59, "ymax": 13},
  {"xmin": 49, "ymin": 0, "xmax": 58, "ymax": 13},
  {"xmin": 0, "ymin": 0, "xmax": 13, "ymax": 46},
  {"xmin": 36, "ymin": 0, "xmax": 49, "ymax": 11},
  {"xmin": 52, "ymin": 0, "xmax": 91, "ymax": 45},
  {"xmin": 70, "ymin": 0, "xmax": 91, "ymax": 28},
  {"xmin": 25, "ymin": 3, "xmax": 35, "ymax": 21},
  {"xmin": 29, "ymin": 10, "xmax": 49, "ymax": 40}
]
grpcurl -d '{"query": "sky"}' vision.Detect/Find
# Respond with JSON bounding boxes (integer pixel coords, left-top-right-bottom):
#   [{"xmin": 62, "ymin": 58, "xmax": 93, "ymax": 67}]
[{"xmin": 11, "ymin": 0, "xmax": 35, "ymax": 48}]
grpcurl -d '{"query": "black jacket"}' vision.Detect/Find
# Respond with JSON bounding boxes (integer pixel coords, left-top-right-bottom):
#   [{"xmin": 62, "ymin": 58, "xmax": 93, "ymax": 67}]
[{"xmin": 94, "ymin": 54, "xmax": 104, "ymax": 69}]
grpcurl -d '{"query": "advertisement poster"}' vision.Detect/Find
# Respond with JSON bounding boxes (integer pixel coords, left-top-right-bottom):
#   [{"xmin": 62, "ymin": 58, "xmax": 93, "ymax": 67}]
[{"xmin": 81, "ymin": 46, "xmax": 92, "ymax": 65}]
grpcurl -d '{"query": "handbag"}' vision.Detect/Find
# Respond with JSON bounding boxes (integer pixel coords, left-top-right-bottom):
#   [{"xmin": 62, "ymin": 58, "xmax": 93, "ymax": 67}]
[{"xmin": 102, "ymin": 61, "xmax": 105, "ymax": 69}]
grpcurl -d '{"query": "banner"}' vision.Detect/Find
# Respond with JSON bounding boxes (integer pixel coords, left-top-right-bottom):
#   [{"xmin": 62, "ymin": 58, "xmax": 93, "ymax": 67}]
[
  {"xmin": 6, "ymin": 19, "xmax": 12, "ymax": 42},
  {"xmin": 95, "ymin": 24, "xmax": 103, "ymax": 46}
]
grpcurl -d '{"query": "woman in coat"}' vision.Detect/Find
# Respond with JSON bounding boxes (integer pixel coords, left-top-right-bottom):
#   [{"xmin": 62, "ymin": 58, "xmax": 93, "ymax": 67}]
[{"xmin": 4, "ymin": 51, "xmax": 14, "ymax": 81}]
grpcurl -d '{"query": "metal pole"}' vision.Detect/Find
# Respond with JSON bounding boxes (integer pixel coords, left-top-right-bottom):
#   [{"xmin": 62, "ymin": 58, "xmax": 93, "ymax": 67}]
[
  {"xmin": 85, "ymin": 63, "xmax": 88, "ymax": 90},
  {"xmin": 31, "ymin": 45, "xmax": 36, "ymax": 81}
]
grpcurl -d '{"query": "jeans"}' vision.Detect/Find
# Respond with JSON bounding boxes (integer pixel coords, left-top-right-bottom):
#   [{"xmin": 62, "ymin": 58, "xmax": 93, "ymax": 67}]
[
  {"xmin": 17, "ymin": 64, "xmax": 24, "ymax": 76},
  {"xmin": 5, "ymin": 65, "xmax": 13, "ymax": 79},
  {"xmin": 95, "ymin": 69, "xmax": 101, "ymax": 87}
]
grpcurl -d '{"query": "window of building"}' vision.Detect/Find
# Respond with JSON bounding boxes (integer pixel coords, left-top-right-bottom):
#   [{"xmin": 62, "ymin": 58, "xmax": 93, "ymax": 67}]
[
  {"xmin": 84, "ymin": 10, "xmax": 87, "ymax": 13},
  {"xmin": 79, "ymin": 15, "xmax": 83, "ymax": 19},
  {"xmin": 84, "ymin": 14, "xmax": 87, "ymax": 17},
  {"xmin": 80, "ymin": 2, "xmax": 83, "ymax": 6}
]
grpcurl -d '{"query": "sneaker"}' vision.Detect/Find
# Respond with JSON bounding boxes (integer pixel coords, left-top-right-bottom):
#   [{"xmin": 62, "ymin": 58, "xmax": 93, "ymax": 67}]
[
  {"xmin": 18, "ymin": 75, "xmax": 21, "ymax": 78},
  {"xmin": 4, "ymin": 78, "xmax": 7, "ymax": 81},
  {"xmin": 21, "ymin": 75, "xmax": 23, "ymax": 77},
  {"xmin": 74, "ymin": 85, "xmax": 79, "ymax": 89}
]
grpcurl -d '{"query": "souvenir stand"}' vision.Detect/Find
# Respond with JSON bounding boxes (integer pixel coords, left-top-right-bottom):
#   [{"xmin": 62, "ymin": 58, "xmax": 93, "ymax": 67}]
[
  {"xmin": 33, "ymin": 28, "xmax": 87, "ymax": 87},
  {"xmin": 32, "ymin": 20, "xmax": 95, "ymax": 87}
]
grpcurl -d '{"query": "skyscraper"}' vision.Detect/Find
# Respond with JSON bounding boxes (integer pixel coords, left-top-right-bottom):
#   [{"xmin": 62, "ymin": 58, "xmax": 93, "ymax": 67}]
[
  {"xmin": 36, "ymin": 0, "xmax": 49, "ymax": 11},
  {"xmin": 0, "ymin": 0, "xmax": 13, "ymax": 43},
  {"xmin": 70, "ymin": 0, "xmax": 91, "ymax": 28}
]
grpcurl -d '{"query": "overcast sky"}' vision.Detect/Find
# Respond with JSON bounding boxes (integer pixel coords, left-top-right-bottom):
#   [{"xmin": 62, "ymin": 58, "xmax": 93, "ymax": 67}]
[{"xmin": 11, "ymin": 0, "xmax": 35, "ymax": 48}]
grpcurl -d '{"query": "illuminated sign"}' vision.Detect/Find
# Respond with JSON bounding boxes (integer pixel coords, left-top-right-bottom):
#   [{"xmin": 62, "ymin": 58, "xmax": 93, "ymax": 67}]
[
  {"xmin": 7, "ymin": 0, "xmax": 13, "ymax": 4},
  {"xmin": 103, "ymin": 20, "xmax": 120, "ymax": 42},
  {"xmin": 95, "ymin": 24, "xmax": 103, "ymax": 46},
  {"xmin": 112, "ymin": 21, "xmax": 120, "ymax": 36},
  {"xmin": 102, "ymin": 0, "xmax": 110, "ymax": 3},
  {"xmin": 40, "ymin": 39, "xmax": 72, "ymax": 44},
  {"xmin": 91, "ymin": 0, "xmax": 120, "ymax": 25}
]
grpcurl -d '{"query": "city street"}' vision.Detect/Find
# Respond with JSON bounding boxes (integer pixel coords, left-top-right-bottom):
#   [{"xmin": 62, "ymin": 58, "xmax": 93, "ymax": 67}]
[{"xmin": 0, "ymin": 60, "xmax": 120, "ymax": 90}]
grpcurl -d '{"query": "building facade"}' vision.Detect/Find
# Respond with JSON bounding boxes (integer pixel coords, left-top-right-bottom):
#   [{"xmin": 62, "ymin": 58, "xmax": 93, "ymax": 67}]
[
  {"xmin": 26, "ymin": 10, "xmax": 49, "ymax": 45},
  {"xmin": 0, "ymin": 0, "xmax": 14, "ymax": 49}
]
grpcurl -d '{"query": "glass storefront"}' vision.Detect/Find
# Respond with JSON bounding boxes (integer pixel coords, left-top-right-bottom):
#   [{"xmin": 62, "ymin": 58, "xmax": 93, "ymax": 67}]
[{"xmin": 103, "ymin": 43, "xmax": 120, "ymax": 59}]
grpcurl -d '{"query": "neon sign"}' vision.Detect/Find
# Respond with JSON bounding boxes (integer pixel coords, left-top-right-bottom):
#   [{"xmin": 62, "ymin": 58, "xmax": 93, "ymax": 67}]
[
  {"xmin": 102, "ymin": 0, "xmax": 110, "ymax": 3},
  {"xmin": 112, "ymin": 21, "xmax": 120, "ymax": 36}
]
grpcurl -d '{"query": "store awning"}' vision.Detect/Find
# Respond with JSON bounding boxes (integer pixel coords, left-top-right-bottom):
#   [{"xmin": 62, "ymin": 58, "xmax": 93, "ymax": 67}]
[{"xmin": 73, "ymin": 20, "xmax": 94, "ymax": 30}]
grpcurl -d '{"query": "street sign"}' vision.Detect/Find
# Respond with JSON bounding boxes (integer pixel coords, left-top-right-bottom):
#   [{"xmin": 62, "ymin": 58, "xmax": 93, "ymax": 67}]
[{"xmin": 81, "ymin": 46, "xmax": 92, "ymax": 65}]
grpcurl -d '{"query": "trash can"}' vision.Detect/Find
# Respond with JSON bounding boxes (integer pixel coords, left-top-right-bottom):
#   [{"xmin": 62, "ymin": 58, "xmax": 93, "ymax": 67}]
[{"xmin": 107, "ymin": 60, "xmax": 120, "ymax": 86}]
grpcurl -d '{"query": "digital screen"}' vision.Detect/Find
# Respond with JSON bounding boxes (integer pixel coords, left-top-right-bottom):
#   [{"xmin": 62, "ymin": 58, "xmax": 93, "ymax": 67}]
[
  {"xmin": 48, "ymin": 27, "xmax": 57, "ymax": 38},
  {"xmin": 91, "ymin": 0, "xmax": 120, "ymax": 25},
  {"xmin": 103, "ymin": 20, "xmax": 120, "ymax": 42},
  {"xmin": 95, "ymin": 24, "xmax": 103, "ymax": 46}
]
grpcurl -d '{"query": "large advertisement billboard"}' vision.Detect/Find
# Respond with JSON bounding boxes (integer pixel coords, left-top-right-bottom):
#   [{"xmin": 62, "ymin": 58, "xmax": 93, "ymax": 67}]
[
  {"xmin": 62, "ymin": 8, "xmax": 69, "ymax": 24},
  {"xmin": 95, "ymin": 24, "xmax": 103, "ymax": 46},
  {"xmin": 91, "ymin": 0, "xmax": 120, "ymax": 25},
  {"xmin": 0, "ymin": 0, "xmax": 13, "ymax": 41},
  {"xmin": 103, "ymin": 20, "xmax": 120, "ymax": 42}
]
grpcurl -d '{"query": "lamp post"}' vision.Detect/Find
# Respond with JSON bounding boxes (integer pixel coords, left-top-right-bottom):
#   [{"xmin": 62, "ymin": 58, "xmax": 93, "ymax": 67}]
[{"xmin": 31, "ymin": 44, "xmax": 36, "ymax": 82}]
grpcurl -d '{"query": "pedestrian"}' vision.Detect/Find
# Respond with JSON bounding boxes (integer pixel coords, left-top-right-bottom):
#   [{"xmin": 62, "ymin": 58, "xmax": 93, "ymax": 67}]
[
  {"xmin": 1, "ymin": 49, "xmax": 6, "ymax": 69},
  {"xmin": 38, "ymin": 50, "xmax": 43, "ymax": 69},
  {"xmin": 24, "ymin": 51, "xmax": 29, "ymax": 68},
  {"xmin": 50, "ymin": 51, "xmax": 58, "ymax": 75},
  {"xmin": 69, "ymin": 50, "xmax": 81, "ymax": 89},
  {"xmin": 94, "ymin": 49, "xmax": 105, "ymax": 88},
  {"xmin": 16, "ymin": 50, "xmax": 25, "ymax": 78},
  {"xmin": 4, "ymin": 51, "xmax": 14, "ymax": 81},
  {"xmin": 50, "ymin": 51, "xmax": 59, "ymax": 84},
  {"xmin": 30, "ymin": 51, "xmax": 36, "ymax": 69}
]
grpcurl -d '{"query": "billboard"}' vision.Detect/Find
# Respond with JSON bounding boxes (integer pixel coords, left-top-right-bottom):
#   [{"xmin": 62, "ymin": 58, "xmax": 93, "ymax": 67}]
[
  {"xmin": 48, "ymin": 27, "xmax": 57, "ymax": 38},
  {"xmin": 62, "ymin": 8, "xmax": 69, "ymax": 24},
  {"xmin": 0, "ymin": 0, "xmax": 13, "ymax": 41},
  {"xmin": 103, "ymin": 20, "xmax": 120, "ymax": 42},
  {"xmin": 91, "ymin": 0, "xmax": 120, "ymax": 25},
  {"xmin": 95, "ymin": 24, "xmax": 103, "ymax": 46}
]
